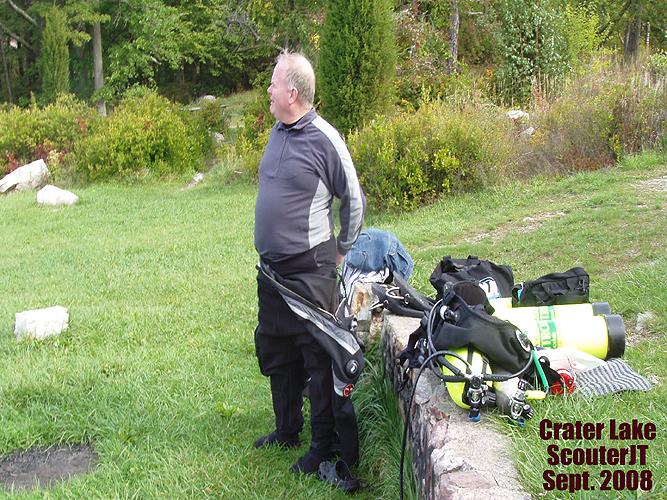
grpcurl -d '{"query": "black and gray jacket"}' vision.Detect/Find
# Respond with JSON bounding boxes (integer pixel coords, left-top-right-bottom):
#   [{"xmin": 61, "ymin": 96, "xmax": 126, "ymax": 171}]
[{"xmin": 254, "ymin": 108, "xmax": 365, "ymax": 261}]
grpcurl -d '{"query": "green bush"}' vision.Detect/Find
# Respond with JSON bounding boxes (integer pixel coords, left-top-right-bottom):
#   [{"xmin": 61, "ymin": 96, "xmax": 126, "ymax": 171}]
[
  {"xmin": 195, "ymin": 98, "xmax": 230, "ymax": 135},
  {"xmin": 394, "ymin": 8, "xmax": 450, "ymax": 109},
  {"xmin": 71, "ymin": 88, "xmax": 208, "ymax": 181},
  {"xmin": 647, "ymin": 51, "xmax": 667, "ymax": 78},
  {"xmin": 232, "ymin": 84, "xmax": 273, "ymax": 179},
  {"xmin": 348, "ymin": 102, "xmax": 516, "ymax": 210},
  {"xmin": 38, "ymin": 7, "xmax": 70, "ymax": 104},
  {"xmin": 0, "ymin": 94, "xmax": 98, "ymax": 174},
  {"xmin": 493, "ymin": 0, "xmax": 569, "ymax": 105}
]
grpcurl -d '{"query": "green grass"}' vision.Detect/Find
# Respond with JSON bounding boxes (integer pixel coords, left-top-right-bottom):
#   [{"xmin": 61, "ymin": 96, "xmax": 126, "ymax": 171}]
[{"xmin": 0, "ymin": 152, "xmax": 665, "ymax": 498}]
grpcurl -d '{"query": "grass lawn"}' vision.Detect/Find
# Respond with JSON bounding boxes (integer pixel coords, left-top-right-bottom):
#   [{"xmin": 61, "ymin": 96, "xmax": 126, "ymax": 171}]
[{"xmin": 0, "ymin": 152, "xmax": 665, "ymax": 498}]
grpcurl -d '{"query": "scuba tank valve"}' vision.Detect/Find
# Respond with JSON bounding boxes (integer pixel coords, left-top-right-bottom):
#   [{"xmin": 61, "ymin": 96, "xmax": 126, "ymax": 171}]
[{"xmin": 466, "ymin": 374, "xmax": 489, "ymax": 422}]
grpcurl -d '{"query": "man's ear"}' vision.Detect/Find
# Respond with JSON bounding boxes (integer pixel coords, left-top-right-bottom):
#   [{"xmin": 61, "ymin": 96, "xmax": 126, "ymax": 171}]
[{"xmin": 288, "ymin": 88, "xmax": 298, "ymax": 104}]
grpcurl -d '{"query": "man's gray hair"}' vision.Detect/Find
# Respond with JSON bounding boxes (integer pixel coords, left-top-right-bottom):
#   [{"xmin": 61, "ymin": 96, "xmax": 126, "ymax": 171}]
[{"xmin": 276, "ymin": 50, "xmax": 315, "ymax": 108}]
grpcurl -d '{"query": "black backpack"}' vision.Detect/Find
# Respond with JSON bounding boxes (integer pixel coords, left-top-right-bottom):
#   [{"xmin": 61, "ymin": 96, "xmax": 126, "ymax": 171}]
[
  {"xmin": 430, "ymin": 255, "xmax": 514, "ymax": 300},
  {"xmin": 512, "ymin": 267, "xmax": 590, "ymax": 307}
]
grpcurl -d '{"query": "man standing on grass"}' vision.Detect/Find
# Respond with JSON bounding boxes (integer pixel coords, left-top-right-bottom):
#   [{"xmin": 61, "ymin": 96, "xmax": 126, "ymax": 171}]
[{"xmin": 253, "ymin": 50, "xmax": 365, "ymax": 475}]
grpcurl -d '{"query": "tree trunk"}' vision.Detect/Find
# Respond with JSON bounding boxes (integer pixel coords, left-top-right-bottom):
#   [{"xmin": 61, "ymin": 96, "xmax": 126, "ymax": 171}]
[
  {"xmin": 623, "ymin": 0, "xmax": 643, "ymax": 61},
  {"xmin": 0, "ymin": 33, "xmax": 14, "ymax": 104},
  {"xmin": 446, "ymin": 0, "xmax": 460, "ymax": 74},
  {"xmin": 92, "ymin": 5, "xmax": 106, "ymax": 116}
]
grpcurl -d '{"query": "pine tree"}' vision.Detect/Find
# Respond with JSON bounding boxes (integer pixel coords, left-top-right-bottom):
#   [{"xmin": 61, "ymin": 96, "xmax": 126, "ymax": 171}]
[
  {"xmin": 39, "ymin": 7, "xmax": 70, "ymax": 103},
  {"xmin": 318, "ymin": 0, "xmax": 396, "ymax": 133}
]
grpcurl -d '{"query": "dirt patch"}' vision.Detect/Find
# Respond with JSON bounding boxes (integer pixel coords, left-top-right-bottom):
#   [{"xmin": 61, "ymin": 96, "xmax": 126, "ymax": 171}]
[
  {"xmin": 624, "ymin": 311, "xmax": 660, "ymax": 348},
  {"xmin": 0, "ymin": 444, "xmax": 98, "ymax": 491},
  {"xmin": 635, "ymin": 175, "xmax": 667, "ymax": 193},
  {"xmin": 465, "ymin": 211, "xmax": 566, "ymax": 243}
]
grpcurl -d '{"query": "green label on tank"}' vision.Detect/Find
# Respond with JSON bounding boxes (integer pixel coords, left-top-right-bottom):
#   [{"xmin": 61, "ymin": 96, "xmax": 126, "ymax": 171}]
[
  {"xmin": 535, "ymin": 305, "xmax": 556, "ymax": 322},
  {"xmin": 538, "ymin": 320, "xmax": 559, "ymax": 348}
]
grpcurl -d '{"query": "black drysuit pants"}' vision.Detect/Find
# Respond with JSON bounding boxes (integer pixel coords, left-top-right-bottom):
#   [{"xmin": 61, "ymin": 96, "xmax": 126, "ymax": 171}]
[{"xmin": 255, "ymin": 239, "xmax": 342, "ymax": 457}]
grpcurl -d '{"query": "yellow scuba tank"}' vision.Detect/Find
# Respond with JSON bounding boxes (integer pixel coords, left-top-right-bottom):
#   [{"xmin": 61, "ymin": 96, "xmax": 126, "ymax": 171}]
[
  {"xmin": 489, "ymin": 298, "xmax": 624, "ymax": 359},
  {"xmin": 491, "ymin": 311, "xmax": 625, "ymax": 360},
  {"xmin": 440, "ymin": 346, "xmax": 492, "ymax": 410},
  {"xmin": 489, "ymin": 298, "xmax": 611, "ymax": 320}
]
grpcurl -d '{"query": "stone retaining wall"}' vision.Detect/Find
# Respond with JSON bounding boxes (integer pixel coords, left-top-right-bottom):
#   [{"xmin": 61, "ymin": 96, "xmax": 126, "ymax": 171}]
[{"xmin": 381, "ymin": 313, "xmax": 529, "ymax": 500}]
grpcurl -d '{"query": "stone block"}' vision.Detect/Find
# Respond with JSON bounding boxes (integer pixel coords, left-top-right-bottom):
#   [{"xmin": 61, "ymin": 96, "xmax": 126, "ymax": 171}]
[
  {"xmin": 14, "ymin": 306, "xmax": 69, "ymax": 341},
  {"xmin": 36, "ymin": 185, "xmax": 79, "ymax": 206}
]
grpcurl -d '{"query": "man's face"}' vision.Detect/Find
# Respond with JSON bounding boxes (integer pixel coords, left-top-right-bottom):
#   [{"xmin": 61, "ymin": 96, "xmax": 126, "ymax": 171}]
[{"xmin": 268, "ymin": 61, "xmax": 294, "ymax": 122}]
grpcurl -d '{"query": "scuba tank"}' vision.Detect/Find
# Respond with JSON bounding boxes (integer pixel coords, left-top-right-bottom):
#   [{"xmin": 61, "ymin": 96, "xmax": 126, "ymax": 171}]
[
  {"xmin": 490, "ymin": 297, "xmax": 611, "ymax": 319},
  {"xmin": 441, "ymin": 346, "xmax": 542, "ymax": 423},
  {"xmin": 491, "ymin": 310, "xmax": 625, "ymax": 360}
]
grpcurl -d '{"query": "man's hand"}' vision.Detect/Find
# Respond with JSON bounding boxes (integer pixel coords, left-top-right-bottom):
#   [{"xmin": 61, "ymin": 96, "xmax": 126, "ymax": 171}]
[{"xmin": 336, "ymin": 252, "xmax": 344, "ymax": 266}]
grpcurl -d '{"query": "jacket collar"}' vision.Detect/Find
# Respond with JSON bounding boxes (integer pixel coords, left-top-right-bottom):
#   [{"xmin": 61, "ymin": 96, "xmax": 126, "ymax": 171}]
[{"xmin": 277, "ymin": 108, "xmax": 317, "ymax": 131}]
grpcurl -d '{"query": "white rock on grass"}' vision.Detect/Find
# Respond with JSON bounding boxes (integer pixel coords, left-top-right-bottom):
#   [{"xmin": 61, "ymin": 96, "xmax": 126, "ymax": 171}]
[
  {"xmin": 211, "ymin": 131, "xmax": 225, "ymax": 145},
  {"xmin": 520, "ymin": 126, "xmax": 536, "ymax": 139},
  {"xmin": 507, "ymin": 110, "xmax": 529, "ymax": 120},
  {"xmin": 0, "ymin": 159, "xmax": 50, "ymax": 194},
  {"xmin": 36, "ymin": 185, "xmax": 79, "ymax": 206},
  {"xmin": 636, "ymin": 311, "xmax": 656, "ymax": 335},
  {"xmin": 182, "ymin": 172, "xmax": 204, "ymax": 191},
  {"xmin": 15, "ymin": 306, "xmax": 69, "ymax": 341}
]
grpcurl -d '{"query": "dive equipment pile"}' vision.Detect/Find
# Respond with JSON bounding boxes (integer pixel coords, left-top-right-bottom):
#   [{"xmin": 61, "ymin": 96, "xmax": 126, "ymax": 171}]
[{"xmin": 257, "ymin": 228, "xmax": 647, "ymax": 497}]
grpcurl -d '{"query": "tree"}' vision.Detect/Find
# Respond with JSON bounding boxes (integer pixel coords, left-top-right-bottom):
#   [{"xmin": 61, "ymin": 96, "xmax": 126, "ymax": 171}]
[
  {"xmin": 447, "ymin": 0, "xmax": 460, "ymax": 73},
  {"xmin": 92, "ymin": 0, "xmax": 105, "ymax": 115},
  {"xmin": 319, "ymin": 0, "xmax": 396, "ymax": 133},
  {"xmin": 38, "ymin": 6, "xmax": 69, "ymax": 103},
  {"xmin": 493, "ymin": 0, "xmax": 568, "ymax": 105}
]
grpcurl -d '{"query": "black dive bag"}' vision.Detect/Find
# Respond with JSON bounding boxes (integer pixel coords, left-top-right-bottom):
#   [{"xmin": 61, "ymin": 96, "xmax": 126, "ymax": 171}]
[
  {"xmin": 430, "ymin": 256, "xmax": 514, "ymax": 299},
  {"xmin": 512, "ymin": 267, "xmax": 589, "ymax": 307},
  {"xmin": 258, "ymin": 262, "xmax": 365, "ymax": 398}
]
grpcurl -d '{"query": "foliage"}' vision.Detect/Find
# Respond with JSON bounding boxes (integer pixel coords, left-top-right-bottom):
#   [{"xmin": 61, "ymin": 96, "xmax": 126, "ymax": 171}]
[
  {"xmin": 347, "ymin": 101, "xmax": 515, "ymax": 210},
  {"xmin": 195, "ymin": 98, "xmax": 230, "ymax": 135},
  {"xmin": 232, "ymin": 77, "xmax": 273, "ymax": 179},
  {"xmin": 102, "ymin": 0, "xmax": 191, "ymax": 101},
  {"xmin": 458, "ymin": 1, "xmax": 502, "ymax": 66},
  {"xmin": 527, "ymin": 56, "xmax": 667, "ymax": 172},
  {"xmin": 319, "ymin": 0, "xmax": 396, "ymax": 132},
  {"xmin": 394, "ymin": 6, "xmax": 452, "ymax": 108},
  {"xmin": 563, "ymin": 2, "xmax": 606, "ymax": 70},
  {"xmin": 0, "ymin": 94, "xmax": 98, "ymax": 174},
  {"xmin": 647, "ymin": 50, "xmax": 667, "ymax": 78},
  {"xmin": 38, "ymin": 7, "xmax": 70, "ymax": 104},
  {"xmin": 492, "ymin": 0, "xmax": 569, "ymax": 105},
  {"xmin": 70, "ymin": 88, "xmax": 208, "ymax": 181}
]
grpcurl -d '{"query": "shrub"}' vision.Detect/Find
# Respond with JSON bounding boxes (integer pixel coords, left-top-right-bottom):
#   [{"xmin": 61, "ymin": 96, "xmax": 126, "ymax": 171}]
[
  {"xmin": 532, "ymin": 85, "xmax": 620, "ymax": 171},
  {"xmin": 563, "ymin": 4, "xmax": 605, "ymax": 72},
  {"xmin": 232, "ymin": 82, "xmax": 273, "ymax": 179},
  {"xmin": 647, "ymin": 51, "xmax": 667, "ymax": 79},
  {"xmin": 0, "ymin": 94, "xmax": 98, "ymax": 174},
  {"xmin": 394, "ymin": 7, "xmax": 450, "ymax": 109},
  {"xmin": 195, "ymin": 98, "xmax": 230, "ymax": 135},
  {"xmin": 526, "ymin": 58, "xmax": 667, "ymax": 172},
  {"xmin": 71, "ymin": 88, "xmax": 208, "ymax": 181},
  {"xmin": 348, "ymin": 102, "xmax": 516, "ymax": 210}
]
